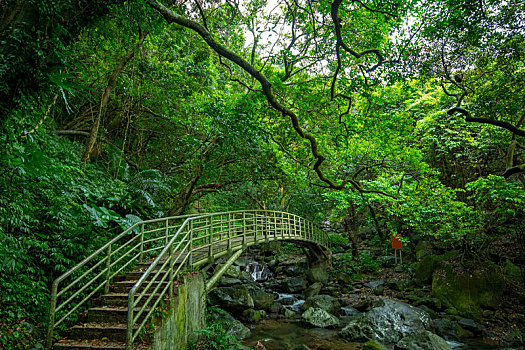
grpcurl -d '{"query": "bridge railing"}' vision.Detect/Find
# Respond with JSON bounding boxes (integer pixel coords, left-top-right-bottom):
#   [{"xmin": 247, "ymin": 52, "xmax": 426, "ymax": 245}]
[
  {"xmin": 45, "ymin": 213, "xmax": 204, "ymax": 349},
  {"xmin": 125, "ymin": 210, "xmax": 329, "ymax": 349}
]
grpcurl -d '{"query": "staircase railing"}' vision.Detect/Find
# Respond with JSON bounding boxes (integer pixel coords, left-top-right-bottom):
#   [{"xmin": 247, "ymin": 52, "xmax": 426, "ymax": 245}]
[
  {"xmin": 45, "ymin": 213, "xmax": 203, "ymax": 349},
  {"xmin": 46, "ymin": 210, "xmax": 329, "ymax": 350},
  {"xmin": 125, "ymin": 210, "xmax": 329, "ymax": 349}
]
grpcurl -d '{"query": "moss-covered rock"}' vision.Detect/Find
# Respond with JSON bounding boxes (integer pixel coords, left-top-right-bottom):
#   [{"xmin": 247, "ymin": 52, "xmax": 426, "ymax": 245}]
[
  {"xmin": 415, "ymin": 241, "xmax": 433, "ymax": 261},
  {"xmin": 505, "ymin": 259, "xmax": 524, "ymax": 288},
  {"xmin": 241, "ymin": 309, "xmax": 266, "ymax": 322},
  {"xmin": 395, "ymin": 331, "xmax": 452, "ymax": 350},
  {"xmin": 415, "ymin": 255, "xmax": 439, "ymax": 284},
  {"xmin": 362, "ymin": 339, "xmax": 388, "ymax": 350},
  {"xmin": 301, "ymin": 307, "xmax": 339, "ymax": 328},
  {"xmin": 432, "ymin": 266, "xmax": 504, "ymax": 319}
]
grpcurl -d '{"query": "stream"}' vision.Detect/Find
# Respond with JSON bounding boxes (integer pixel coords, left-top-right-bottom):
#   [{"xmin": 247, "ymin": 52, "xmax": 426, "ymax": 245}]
[{"xmin": 211, "ymin": 257, "xmax": 516, "ymax": 350}]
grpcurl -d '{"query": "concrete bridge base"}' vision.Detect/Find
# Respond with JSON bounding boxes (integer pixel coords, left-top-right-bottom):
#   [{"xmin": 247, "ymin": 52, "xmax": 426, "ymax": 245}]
[{"xmin": 149, "ymin": 273, "xmax": 206, "ymax": 350}]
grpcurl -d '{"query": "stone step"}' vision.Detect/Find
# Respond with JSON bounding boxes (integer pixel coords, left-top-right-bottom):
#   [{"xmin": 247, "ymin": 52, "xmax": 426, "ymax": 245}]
[
  {"xmin": 87, "ymin": 307, "xmax": 151, "ymax": 324},
  {"xmin": 53, "ymin": 339, "xmax": 125, "ymax": 350},
  {"xmin": 70, "ymin": 323, "xmax": 134, "ymax": 343},
  {"xmin": 112, "ymin": 280, "xmax": 169, "ymax": 294},
  {"xmin": 101, "ymin": 293, "xmax": 161, "ymax": 307}
]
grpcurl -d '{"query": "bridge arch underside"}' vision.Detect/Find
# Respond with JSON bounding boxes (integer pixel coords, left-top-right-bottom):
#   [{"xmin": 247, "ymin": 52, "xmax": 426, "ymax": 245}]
[{"xmin": 189, "ymin": 233, "xmax": 330, "ymax": 291}]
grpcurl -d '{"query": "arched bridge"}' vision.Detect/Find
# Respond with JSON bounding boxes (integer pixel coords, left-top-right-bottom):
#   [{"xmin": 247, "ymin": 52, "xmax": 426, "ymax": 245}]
[{"xmin": 46, "ymin": 210, "xmax": 330, "ymax": 350}]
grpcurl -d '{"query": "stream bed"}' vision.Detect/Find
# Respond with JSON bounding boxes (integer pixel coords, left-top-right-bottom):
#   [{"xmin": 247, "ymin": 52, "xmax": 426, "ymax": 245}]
[{"xmin": 242, "ymin": 318, "xmax": 360, "ymax": 350}]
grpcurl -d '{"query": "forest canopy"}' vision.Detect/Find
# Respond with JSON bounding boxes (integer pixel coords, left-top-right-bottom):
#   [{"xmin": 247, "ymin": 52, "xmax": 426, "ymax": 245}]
[{"xmin": 0, "ymin": 0, "xmax": 524, "ymax": 348}]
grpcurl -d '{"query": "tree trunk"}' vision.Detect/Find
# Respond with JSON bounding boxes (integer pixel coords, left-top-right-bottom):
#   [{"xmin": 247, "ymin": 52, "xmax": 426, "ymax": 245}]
[
  {"xmin": 343, "ymin": 201, "xmax": 360, "ymax": 258},
  {"xmin": 82, "ymin": 29, "xmax": 147, "ymax": 163}
]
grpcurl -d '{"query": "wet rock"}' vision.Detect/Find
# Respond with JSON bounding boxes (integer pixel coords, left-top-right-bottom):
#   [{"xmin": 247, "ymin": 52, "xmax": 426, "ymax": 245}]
[
  {"xmin": 457, "ymin": 318, "xmax": 478, "ymax": 332},
  {"xmin": 432, "ymin": 267, "xmax": 504, "ymax": 319},
  {"xmin": 208, "ymin": 308, "xmax": 251, "ymax": 340},
  {"xmin": 286, "ymin": 263, "xmax": 308, "ymax": 276},
  {"xmin": 281, "ymin": 296, "xmax": 299, "ymax": 308},
  {"xmin": 386, "ymin": 280, "xmax": 412, "ymax": 291},
  {"xmin": 306, "ymin": 259, "xmax": 330, "ymax": 284},
  {"xmin": 363, "ymin": 340, "xmax": 388, "ymax": 350},
  {"xmin": 413, "ymin": 297, "xmax": 443, "ymax": 311},
  {"xmin": 208, "ymin": 285, "xmax": 254, "ymax": 313},
  {"xmin": 340, "ymin": 299, "xmax": 432, "ymax": 345},
  {"xmin": 242, "ymin": 309, "xmax": 266, "ymax": 322},
  {"xmin": 395, "ymin": 330, "xmax": 452, "ymax": 350},
  {"xmin": 341, "ymin": 306, "xmax": 360, "ymax": 317},
  {"xmin": 251, "ymin": 290, "xmax": 275, "ymax": 311},
  {"xmin": 284, "ymin": 308, "xmax": 296, "ymax": 318},
  {"xmin": 353, "ymin": 299, "xmax": 372, "ymax": 312},
  {"xmin": 220, "ymin": 278, "xmax": 242, "ymax": 287},
  {"xmin": 301, "ymin": 307, "xmax": 339, "ymax": 328},
  {"xmin": 364, "ymin": 281, "xmax": 384, "ymax": 288},
  {"xmin": 269, "ymin": 302, "xmax": 282, "ymax": 314},
  {"xmin": 282, "ymin": 276, "xmax": 307, "ymax": 293},
  {"xmin": 432, "ymin": 318, "xmax": 459, "ymax": 340},
  {"xmin": 301, "ymin": 295, "xmax": 341, "ymax": 316},
  {"xmin": 247, "ymin": 261, "xmax": 273, "ymax": 281},
  {"xmin": 305, "ymin": 282, "xmax": 323, "ymax": 298}
]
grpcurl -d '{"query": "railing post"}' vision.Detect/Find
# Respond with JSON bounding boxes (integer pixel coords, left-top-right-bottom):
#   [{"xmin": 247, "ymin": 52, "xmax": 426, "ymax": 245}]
[
  {"xmin": 104, "ymin": 244, "xmax": 112, "ymax": 294},
  {"xmin": 209, "ymin": 216, "xmax": 214, "ymax": 258},
  {"xmin": 139, "ymin": 223, "xmax": 144, "ymax": 263},
  {"xmin": 169, "ymin": 242, "xmax": 174, "ymax": 299},
  {"xmin": 242, "ymin": 212, "xmax": 247, "ymax": 250},
  {"xmin": 188, "ymin": 220, "xmax": 193, "ymax": 268},
  {"xmin": 126, "ymin": 291, "xmax": 134, "ymax": 350},
  {"xmin": 227, "ymin": 213, "xmax": 232, "ymax": 255},
  {"xmin": 45, "ymin": 282, "xmax": 59, "ymax": 349},
  {"xmin": 165, "ymin": 218, "xmax": 169, "ymax": 246}
]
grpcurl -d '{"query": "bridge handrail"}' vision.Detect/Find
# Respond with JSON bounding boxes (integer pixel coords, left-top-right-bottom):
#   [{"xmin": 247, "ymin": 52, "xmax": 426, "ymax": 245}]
[
  {"xmin": 45, "ymin": 210, "xmax": 328, "ymax": 350},
  {"xmin": 125, "ymin": 210, "xmax": 329, "ymax": 349},
  {"xmin": 45, "ymin": 213, "xmax": 205, "ymax": 349}
]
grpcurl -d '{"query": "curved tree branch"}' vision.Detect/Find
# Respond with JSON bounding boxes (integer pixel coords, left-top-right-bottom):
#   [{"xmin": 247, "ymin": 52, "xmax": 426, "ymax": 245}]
[
  {"xmin": 147, "ymin": 0, "xmax": 363, "ymax": 192},
  {"xmin": 447, "ymin": 107, "xmax": 525, "ymax": 137}
]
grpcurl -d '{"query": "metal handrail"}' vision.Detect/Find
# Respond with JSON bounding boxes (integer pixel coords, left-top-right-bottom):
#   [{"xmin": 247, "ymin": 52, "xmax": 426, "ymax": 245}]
[
  {"xmin": 45, "ymin": 210, "xmax": 328, "ymax": 350},
  {"xmin": 125, "ymin": 210, "xmax": 329, "ymax": 349},
  {"xmin": 45, "ymin": 213, "xmax": 205, "ymax": 349}
]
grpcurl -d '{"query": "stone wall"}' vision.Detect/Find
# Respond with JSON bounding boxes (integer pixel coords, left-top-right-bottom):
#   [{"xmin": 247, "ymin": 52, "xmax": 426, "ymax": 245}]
[{"xmin": 149, "ymin": 272, "xmax": 206, "ymax": 350}]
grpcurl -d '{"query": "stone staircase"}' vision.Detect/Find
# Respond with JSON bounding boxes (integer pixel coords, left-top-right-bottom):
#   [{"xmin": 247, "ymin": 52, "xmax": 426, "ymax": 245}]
[{"xmin": 52, "ymin": 261, "xmax": 165, "ymax": 350}]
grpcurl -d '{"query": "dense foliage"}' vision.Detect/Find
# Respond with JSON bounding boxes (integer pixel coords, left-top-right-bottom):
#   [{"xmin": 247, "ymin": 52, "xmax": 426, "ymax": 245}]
[{"xmin": 0, "ymin": 0, "xmax": 523, "ymax": 348}]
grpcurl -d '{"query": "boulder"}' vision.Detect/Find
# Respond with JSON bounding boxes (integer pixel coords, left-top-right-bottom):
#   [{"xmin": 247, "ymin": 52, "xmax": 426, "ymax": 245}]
[
  {"xmin": 505, "ymin": 259, "xmax": 524, "ymax": 288},
  {"xmin": 395, "ymin": 331, "xmax": 452, "ymax": 350},
  {"xmin": 301, "ymin": 307, "xmax": 339, "ymax": 328},
  {"xmin": 415, "ymin": 241, "xmax": 433, "ymax": 260},
  {"xmin": 305, "ymin": 282, "xmax": 323, "ymax": 298},
  {"xmin": 208, "ymin": 308, "xmax": 251, "ymax": 340},
  {"xmin": 339, "ymin": 299, "xmax": 432, "ymax": 345},
  {"xmin": 414, "ymin": 255, "xmax": 439, "ymax": 284},
  {"xmin": 432, "ymin": 318, "xmax": 459, "ymax": 340},
  {"xmin": 241, "ymin": 309, "xmax": 266, "ymax": 323},
  {"xmin": 363, "ymin": 340, "xmax": 388, "ymax": 350},
  {"xmin": 251, "ymin": 290, "xmax": 275, "ymax": 311},
  {"xmin": 306, "ymin": 259, "xmax": 330, "ymax": 284},
  {"xmin": 208, "ymin": 285, "xmax": 254, "ymax": 313},
  {"xmin": 386, "ymin": 280, "xmax": 412, "ymax": 291},
  {"xmin": 432, "ymin": 266, "xmax": 504, "ymax": 318},
  {"xmin": 301, "ymin": 295, "xmax": 341, "ymax": 316},
  {"xmin": 220, "ymin": 278, "xmax": 242, "ymax": 287},
  {"xmin": 282, "ymin": 276, "xmax": 307, "ymax": 293}
]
